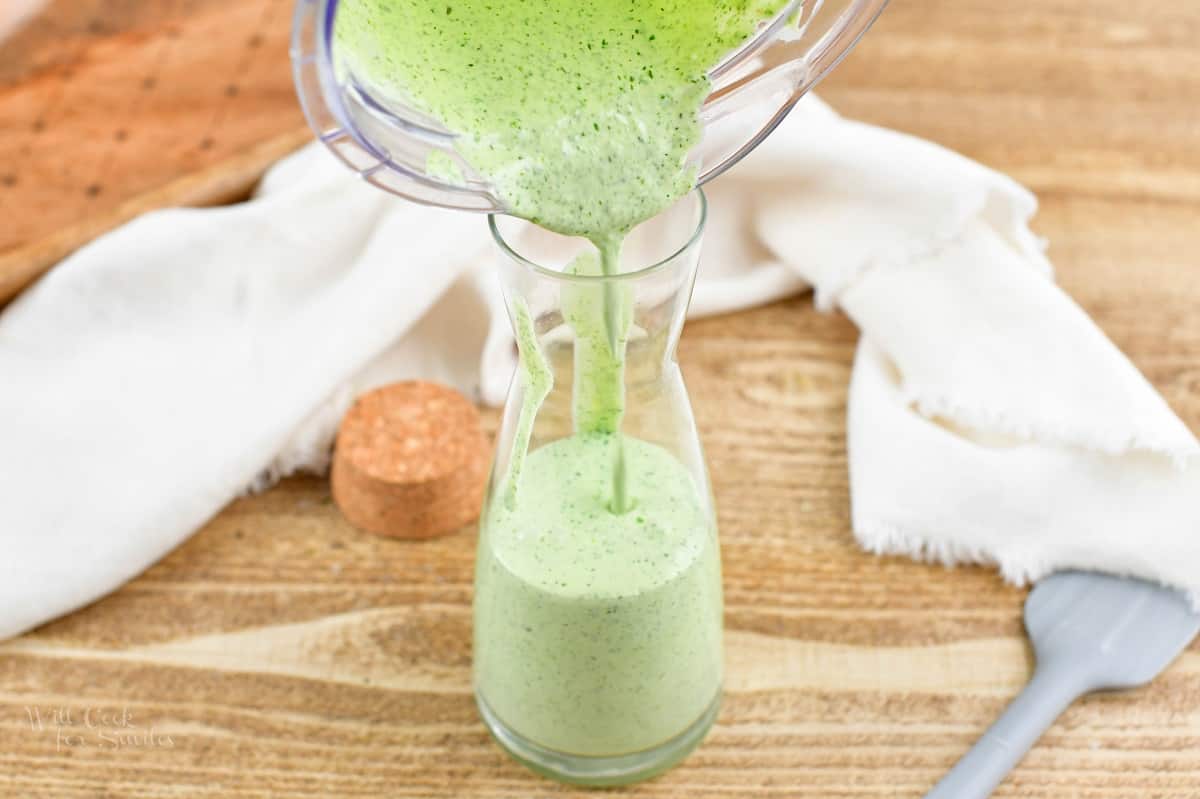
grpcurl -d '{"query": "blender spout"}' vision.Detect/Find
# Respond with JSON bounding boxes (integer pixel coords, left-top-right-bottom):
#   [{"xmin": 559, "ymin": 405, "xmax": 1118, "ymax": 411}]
[{"xmin": 695, "ymin": 0, "xmax": 889, "ymax": 186}]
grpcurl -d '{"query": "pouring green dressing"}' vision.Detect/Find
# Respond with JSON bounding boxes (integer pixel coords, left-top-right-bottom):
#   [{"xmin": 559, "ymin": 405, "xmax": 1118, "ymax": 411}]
[{"xmin": 334, "ymin": 0, "xmax": 787, "ymax": 768}]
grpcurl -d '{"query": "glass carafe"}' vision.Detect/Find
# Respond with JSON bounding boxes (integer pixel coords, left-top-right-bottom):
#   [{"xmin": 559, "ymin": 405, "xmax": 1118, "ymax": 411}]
[{"xmin": 474, "ymin": 191, "xmax": 720, "ymax": 786}]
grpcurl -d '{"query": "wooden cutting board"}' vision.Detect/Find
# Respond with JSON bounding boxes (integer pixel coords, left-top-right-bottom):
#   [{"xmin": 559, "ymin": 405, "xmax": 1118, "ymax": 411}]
[{"xmin": 0, "ymin": 0, "xmax": 310, "ymax": 303}]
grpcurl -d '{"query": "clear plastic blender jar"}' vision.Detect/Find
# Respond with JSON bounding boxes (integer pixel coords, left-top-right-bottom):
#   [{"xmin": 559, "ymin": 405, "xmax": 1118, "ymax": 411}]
[{"xmin": 291, "ymin": 0, "xmax": 889, "ymax": 213}]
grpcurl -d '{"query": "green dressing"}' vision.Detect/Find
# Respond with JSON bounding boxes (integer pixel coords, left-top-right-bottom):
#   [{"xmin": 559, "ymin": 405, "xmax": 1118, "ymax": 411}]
[{"xmin": 334, "ymin": 0, "xmax": 786, "ymax": 763}]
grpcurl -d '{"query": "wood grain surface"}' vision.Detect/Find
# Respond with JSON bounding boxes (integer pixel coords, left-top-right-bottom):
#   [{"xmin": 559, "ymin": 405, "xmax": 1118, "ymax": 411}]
[{"xmin": 3, "ymin": 0, "xmax": 1200, "ymax": 797}]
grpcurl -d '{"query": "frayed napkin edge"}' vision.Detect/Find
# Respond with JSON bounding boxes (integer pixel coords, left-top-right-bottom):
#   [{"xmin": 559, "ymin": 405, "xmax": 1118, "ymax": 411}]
[{"xmin": 854, "ymin": 517, "xmax": 1200, "ymax": 611}]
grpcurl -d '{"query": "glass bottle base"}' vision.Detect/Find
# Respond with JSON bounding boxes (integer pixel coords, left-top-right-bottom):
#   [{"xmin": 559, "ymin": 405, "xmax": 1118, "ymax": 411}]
[{"xmin": 476, "ymin": 691, "xmax": 721, "ymax": 787}]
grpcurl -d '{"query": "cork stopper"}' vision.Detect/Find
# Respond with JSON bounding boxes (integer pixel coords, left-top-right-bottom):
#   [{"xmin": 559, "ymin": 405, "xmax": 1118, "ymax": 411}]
[{"xmin": 331, "ymin": 381, "xmax": 490, "ymax": 539}]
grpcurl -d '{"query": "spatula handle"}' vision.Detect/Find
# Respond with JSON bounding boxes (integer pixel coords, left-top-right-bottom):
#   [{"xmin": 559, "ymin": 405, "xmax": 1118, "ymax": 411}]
[{"xmin": 924, "ymin": 664, "xmax": 1084, "ymax": 799}]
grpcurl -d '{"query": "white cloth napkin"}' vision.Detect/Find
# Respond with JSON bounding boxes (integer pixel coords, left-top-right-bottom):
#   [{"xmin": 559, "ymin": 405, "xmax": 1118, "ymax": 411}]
[{"xmin": 2, "ymin": 97, "xmax": 1197, "ymax": 641}]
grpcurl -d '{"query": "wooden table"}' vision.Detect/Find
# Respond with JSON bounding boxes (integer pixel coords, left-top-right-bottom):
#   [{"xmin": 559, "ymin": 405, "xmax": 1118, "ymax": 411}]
[{"xmin": 3, "ymin": 1, "xmax": 1200, "ymax": 796}]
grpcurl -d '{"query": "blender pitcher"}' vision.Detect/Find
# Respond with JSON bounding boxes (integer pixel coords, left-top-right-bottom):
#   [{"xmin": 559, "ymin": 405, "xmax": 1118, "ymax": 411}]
[{"xmin": 290, "ymin": 0, "xmax": 889, "ymax": 211}]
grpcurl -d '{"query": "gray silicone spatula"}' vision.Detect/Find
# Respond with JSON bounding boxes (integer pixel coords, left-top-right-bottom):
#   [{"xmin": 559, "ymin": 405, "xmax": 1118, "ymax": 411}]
[{"xmin": 925, "ymin": 571, "xmax": 1200, "ymax": 799}]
